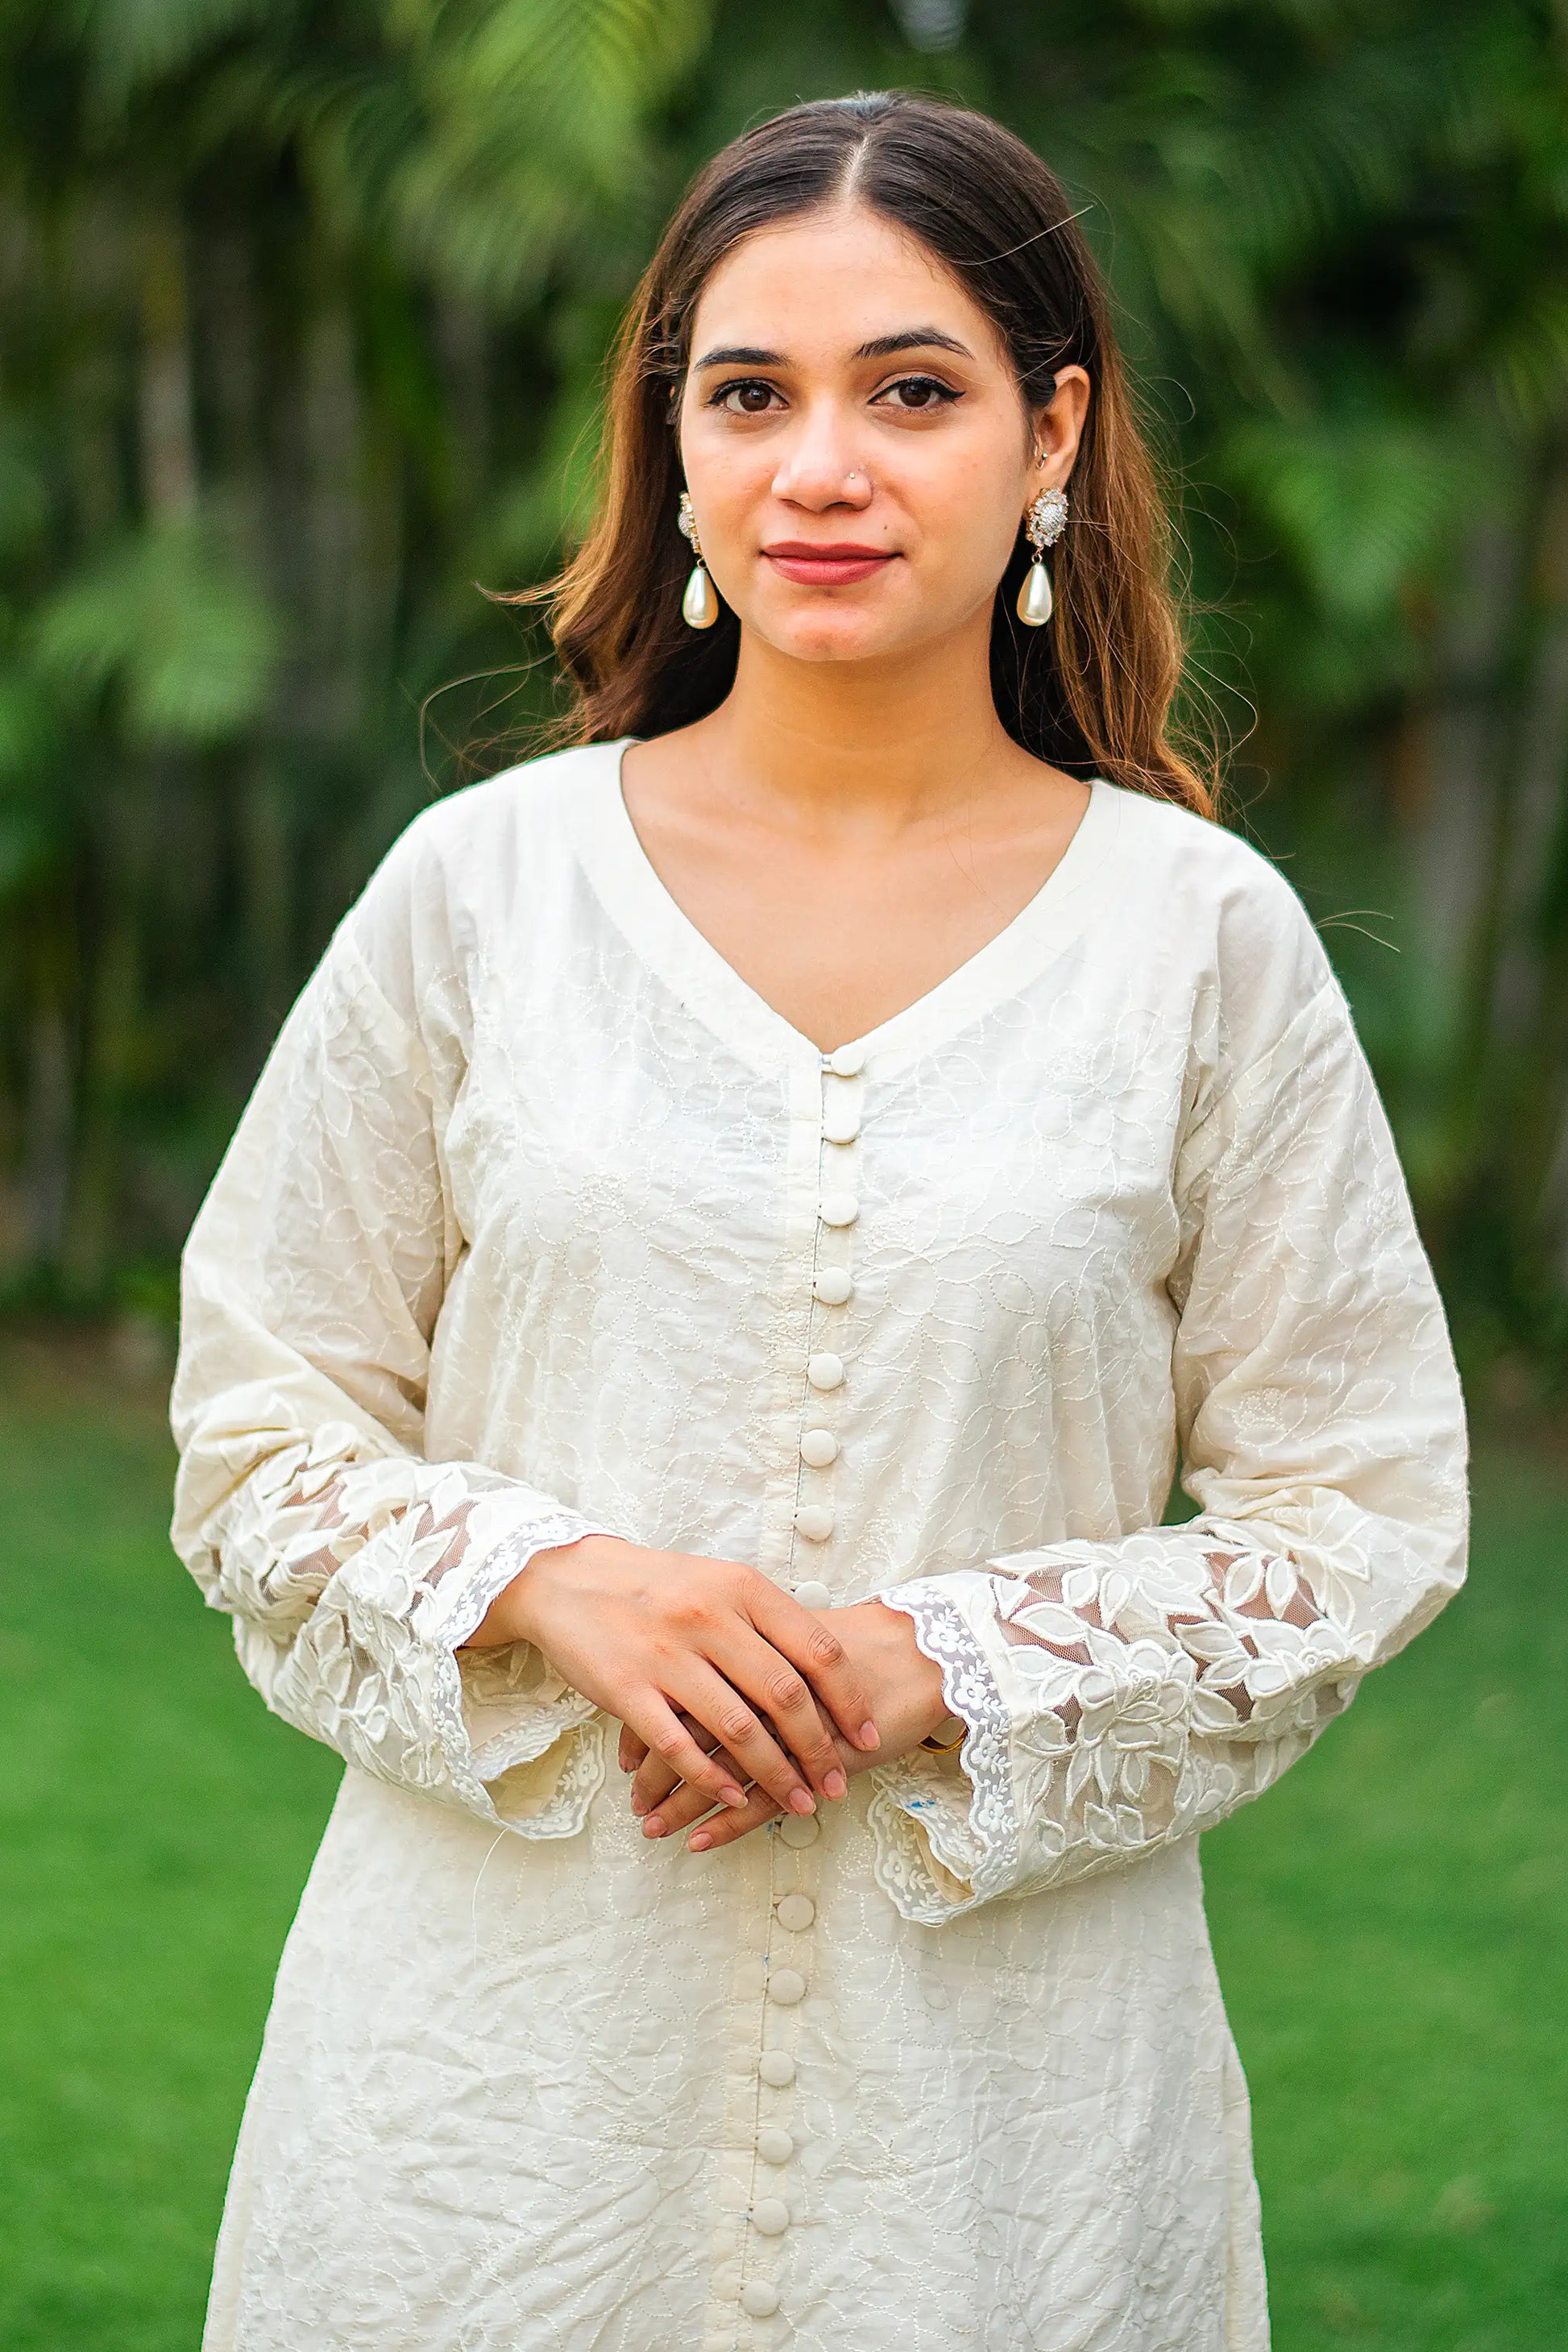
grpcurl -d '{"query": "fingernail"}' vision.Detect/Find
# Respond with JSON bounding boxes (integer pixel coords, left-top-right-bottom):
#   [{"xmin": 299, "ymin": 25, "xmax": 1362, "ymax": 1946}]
[
  {"xmin": 824, "ymin": 1769, "xmax": 847, "ymax": 1799},
  {"xmin": 630, "ymin": 1798, "xmax": 647, "ymax": 1815},
  {"xmin": 859, "ymin": 1721, "xmax": 880, "ymax": 1749},
  {"xmin": 689, "ymin": 1831, "xmax": 713, "ymax": 1852},
  {"xmin": 788, "ymin": 1788, "xmax": 816, "ymax": 1816},
  {"xmin": 721, "ymin": 1784, "xmax": 748, "ymax": 1809},
  {"xmin": 642, "ymin": 1816, "xmax": 666, "ymax": 1839}
]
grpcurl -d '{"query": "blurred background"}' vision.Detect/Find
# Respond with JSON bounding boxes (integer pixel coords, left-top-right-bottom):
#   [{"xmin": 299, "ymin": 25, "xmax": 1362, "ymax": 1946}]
[{"xmin": 0, "ymin": 2, "xmax": 1564, "ymax": 2348}]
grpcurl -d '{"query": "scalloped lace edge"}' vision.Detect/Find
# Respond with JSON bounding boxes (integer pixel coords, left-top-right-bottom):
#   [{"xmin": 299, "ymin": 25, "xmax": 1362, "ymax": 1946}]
[{"xmin": 868, "ymin": 1583, "xmax": 1019, "ymax": 1921}]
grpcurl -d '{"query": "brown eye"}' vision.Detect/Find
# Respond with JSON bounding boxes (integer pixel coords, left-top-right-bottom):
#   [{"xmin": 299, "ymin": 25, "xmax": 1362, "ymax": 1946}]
[
  {"xmin": 879, "ymin": 375, "xmax": 960, "ymax": 412},
  {"xmin": 712, "ymin": 379, "xmax": 781, "ymax": 414}
]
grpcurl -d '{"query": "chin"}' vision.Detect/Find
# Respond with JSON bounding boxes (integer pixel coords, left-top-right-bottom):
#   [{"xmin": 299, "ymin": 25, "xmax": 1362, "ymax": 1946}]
[
  {"xmin": 754, "ymin": 604, "xmax": 941, "ymax": 667},
  {"xmin": 778, "ymin": 628, "xmax": 894, "ymax": 665}
]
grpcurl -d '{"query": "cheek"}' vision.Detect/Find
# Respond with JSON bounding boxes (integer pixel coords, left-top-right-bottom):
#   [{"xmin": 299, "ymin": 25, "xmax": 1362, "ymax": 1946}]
[
  {"xmin": 678, "ymin": 414, "xmax": 766, "ymax": 518},
  {"xmin": 908, "ymin": 445, "xmax": 1024, "ymax": 584}
]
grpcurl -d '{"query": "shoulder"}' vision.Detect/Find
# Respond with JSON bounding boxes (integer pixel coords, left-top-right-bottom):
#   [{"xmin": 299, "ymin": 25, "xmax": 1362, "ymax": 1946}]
[
  {"xmin": 382, "ymin": 737, "xmax": 625, "ymax": 885},
  {"xmin": 1101, "ymin": 784, "xmax": 1323, "ymax": 951},
  {"xmin": 338, "ymin": 739, "xmax": 626, "ymax": 1023},
  {"xmin": 1097, "ymin": 782, "xmax": 1339, "ymax": 1077},
  {"xmin": 353, "ymin": 736, "xmax": 624, "ymax": 936}
]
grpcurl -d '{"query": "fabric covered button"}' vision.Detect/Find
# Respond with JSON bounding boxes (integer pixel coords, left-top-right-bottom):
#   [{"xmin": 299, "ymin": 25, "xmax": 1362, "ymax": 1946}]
[
  {"xmin": 776, "ymin": 1893, "xmax": 815, "ymax": 1931},
  {"xmin": 812, "ymin": 1267, "xmax": 853, "ymax": 1306},
  {"xmin": 794, "ymin": 1506, "xmax": 834, "ymax": 1545},
  {"xmin": 826, "ymin": 1043, "xmax": 865, "ymax": 1076},
  {"xmin": 758, "ymin": 2050, "xmax": 796, "ymax": 2087},
  {"xmin": 779, "ymin": 1813, "xmax": 819, "ymax": 1847},
  {"xmin": 793, "ymin": 1579, "xmax": 832, "ymax": 1610},
  {"xmin": 768, "ymin": 1968, "xmax": 807, "ymax": 2005},
  {"xmin": 818, "ymin": 1191, "xmax": 858, "ymax": 1227},
  {"xmin": 757, "ymin": 2126, "xmax": 795, "ymax": 2164},
  {"xmin": 822, "ymin": 1100, "xmax": 861, "ymax": 1146},
  {"xmin": 740, "ymin": 2281, "xmax": 782, "ymax": 2317},
  {"xmin": 750, "ymin": 2198, "xmax": 790, "ymax": 2237},
  {"xmin": 799, "ymin": 1428, "xmax": 838, "ymax": 1467},
  {"xmin": 806, "ymin": 1352, "xmax": 844, "ymax": 1392}
]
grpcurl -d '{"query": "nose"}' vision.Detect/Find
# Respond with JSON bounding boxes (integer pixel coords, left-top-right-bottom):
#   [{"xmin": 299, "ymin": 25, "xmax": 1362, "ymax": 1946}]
[{"xmin": 770, "ymin": 399, "xmax": 873, "ymax": 512}]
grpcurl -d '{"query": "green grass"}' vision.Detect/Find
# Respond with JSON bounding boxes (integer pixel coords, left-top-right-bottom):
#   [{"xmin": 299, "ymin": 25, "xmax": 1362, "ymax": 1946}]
[
  {"xmin": 0, "ymin": 1339, "xmax": 339, "ymax": 2352},
  {"xmin": 1204, "ymin": 1442, "xmax": 1568, "ymax": 2349},
  {"xmin": 1, "ymin": 1334, "xmax": 1564, "ymax": 2350}
]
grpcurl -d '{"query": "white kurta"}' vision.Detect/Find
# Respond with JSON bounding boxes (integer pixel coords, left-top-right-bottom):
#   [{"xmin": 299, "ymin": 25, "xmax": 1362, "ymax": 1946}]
[{"xmin": 171, "ymin": 739, "xmax": 1467, "ymax": 2352}]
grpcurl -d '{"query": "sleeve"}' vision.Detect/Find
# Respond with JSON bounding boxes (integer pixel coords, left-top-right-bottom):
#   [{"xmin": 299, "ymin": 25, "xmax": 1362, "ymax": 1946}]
[
  {"xmin": 169, "ymin": 862, "xmax": 619, "ymax": 1840},
  {"xmin": 866, "ymin": 973, "xmax": 1469, "ymax": 1924}
]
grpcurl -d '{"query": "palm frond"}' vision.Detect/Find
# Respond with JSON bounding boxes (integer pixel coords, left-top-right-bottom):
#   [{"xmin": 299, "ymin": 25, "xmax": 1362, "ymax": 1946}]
[
  {"xmin": 1222, "ymin": 409, "xmax": 1488, "ymax": 622},
  {"xmin": 77, "ymin": 0, "xmax": 283, "ymax": 106},
  {"xmin": 384, "ymin": 0, "xmax": 716, "ymax": 301},
  {"xmin": 29, "ymin": 519, "xmax": 280, "ymax": 745}
]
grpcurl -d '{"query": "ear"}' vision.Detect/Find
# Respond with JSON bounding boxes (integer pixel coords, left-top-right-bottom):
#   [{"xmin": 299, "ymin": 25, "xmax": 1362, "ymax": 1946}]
[{"xmin": 1030, "ymin": 365, "xmax": 1091, "ymax": 483}]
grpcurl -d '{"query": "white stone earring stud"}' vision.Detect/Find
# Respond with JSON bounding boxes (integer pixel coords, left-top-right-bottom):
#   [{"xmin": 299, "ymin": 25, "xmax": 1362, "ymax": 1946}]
[{"xmin": 1017, "ymin": 487, "xmax": 1068, "ymax": 628}]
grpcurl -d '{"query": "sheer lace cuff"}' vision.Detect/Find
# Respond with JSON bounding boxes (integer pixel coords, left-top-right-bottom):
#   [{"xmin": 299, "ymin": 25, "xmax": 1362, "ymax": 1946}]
[
  {"xmin": 202, "ymin": 1423, "xmax": 620, "ymax": 1838},
  {"xmin": 425, "ymin": 1520, "xmax": 617, "ymax": 1836},
  {"xmin": 867, "ymin": 1526, "xmax": 1364, "ymax": 1923}
]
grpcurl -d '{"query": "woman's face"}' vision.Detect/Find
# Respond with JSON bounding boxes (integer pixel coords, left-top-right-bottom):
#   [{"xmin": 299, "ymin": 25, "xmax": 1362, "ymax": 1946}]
[{"xmin": 677, "ymin": 202, "xmax": 1089, "ymax": 668}]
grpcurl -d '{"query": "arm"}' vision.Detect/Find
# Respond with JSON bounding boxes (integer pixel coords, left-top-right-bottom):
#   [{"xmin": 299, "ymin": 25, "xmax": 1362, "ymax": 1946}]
[
  {"xmin": 864, "ymin": 976, "xmax": 1467, "ymax": 1921},
  {"xmin": 170, "ymin": 913, "xmax": 623, "ymax": 1837}
]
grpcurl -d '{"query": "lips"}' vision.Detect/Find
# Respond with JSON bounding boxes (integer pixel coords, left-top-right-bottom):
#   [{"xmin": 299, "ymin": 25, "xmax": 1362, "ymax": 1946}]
[{"xmin": 762, "ymin": 543, "xmax": 896, "ymax": 587}]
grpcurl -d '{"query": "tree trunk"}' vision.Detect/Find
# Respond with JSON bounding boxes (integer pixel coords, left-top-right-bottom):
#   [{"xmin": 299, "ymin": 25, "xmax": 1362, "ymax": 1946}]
[
  {"xmin": 139, "ymin": 209, "xmax": 197, "ymax": 519},
  {"xmin": 19, "ymin": 919, "xmax": 76, "ymax": 1272},
  {"xmin": 1383, "ymin": 479, "xmax": 1529, "ymax": 1234},
  {"xmin": 60, "ymin": 801, "xmax": 143, "ymax": 1293}
]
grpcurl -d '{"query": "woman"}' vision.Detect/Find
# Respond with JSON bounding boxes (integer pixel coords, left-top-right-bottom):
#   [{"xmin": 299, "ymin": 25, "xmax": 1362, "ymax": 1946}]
[{"xmin": 172, "ymin": 91, "xmax": 1467, "ymax": 2352}]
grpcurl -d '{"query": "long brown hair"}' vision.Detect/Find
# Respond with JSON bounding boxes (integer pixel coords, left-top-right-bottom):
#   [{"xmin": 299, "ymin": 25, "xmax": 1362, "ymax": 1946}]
[{"xmin": 512, "ymin": 92, "xmax": 1214, "ymax": 816}]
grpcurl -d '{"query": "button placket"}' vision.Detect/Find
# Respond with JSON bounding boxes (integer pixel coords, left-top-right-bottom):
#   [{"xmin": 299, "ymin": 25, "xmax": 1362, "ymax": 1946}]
[
  {"xmin": 746, "ymin": 1052, "xmax": 861, "ymax": 2322},
  {"xmin": 790, "ymin": 1055, "xmax": 864, "ymax": 1587},
  {"xmin": 739, "ymin": 1806, "xmax": 822, "ymax": 2321}
]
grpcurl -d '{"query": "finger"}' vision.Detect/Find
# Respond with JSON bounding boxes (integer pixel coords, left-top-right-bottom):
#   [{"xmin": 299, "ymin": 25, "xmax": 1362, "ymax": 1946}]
[
  {"xmin": 631, "ymin": 1711, "xmax": 710, "ymax": 1816},
  {"xmin": 623, "ymin": 1691, "xmax": 750, "ymax": 1813},
  {"xmin": 745, "ymin": 1584, "xmax": 880, "ymax": 1753},
  {"xmin": 649, "ymin": 1696, "xmax": 851, "ymax": 1833},
  {"xmin": 618, "ymin": 1723, "xmax": 651, "ymax": 1775},
  {"xmin": 687, "ymin": 1784, "xmax": 782, "ymax": 1853},
  {"xmin": 666, "ymin": 1659, "xmax": 819, "ymax": 1820},
  {"xmin": 711, "ymin": 1626, "xmax": 852, "ymax": 1802},
  {"xmin": 641, "ymin": 1744, "xmax": 746, "ymax": 1839},
  {"xmin": 631, "ymin": 1747, "xmax": 689, "ymax": 1816}
]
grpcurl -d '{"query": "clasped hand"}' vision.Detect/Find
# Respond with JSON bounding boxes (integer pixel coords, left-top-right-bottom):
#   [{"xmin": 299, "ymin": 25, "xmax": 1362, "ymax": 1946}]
[{"xmin": 469, "ymin": 1534, "xmax": 948, "ymax": 1852}]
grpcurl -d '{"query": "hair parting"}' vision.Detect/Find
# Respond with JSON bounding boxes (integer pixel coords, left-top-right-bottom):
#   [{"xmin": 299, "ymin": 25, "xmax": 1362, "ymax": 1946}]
[{"xmin": 500, "ymin": 91, "xmax": 1216, "ymax": 818}]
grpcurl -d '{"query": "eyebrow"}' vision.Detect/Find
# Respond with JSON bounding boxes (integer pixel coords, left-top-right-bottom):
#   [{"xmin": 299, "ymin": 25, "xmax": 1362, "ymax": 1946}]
[
  {"xmin": 855, "ymin": 328, "xmax": 973, "ymax": 361},
  {"xmin": 692, "ymin": 346, "xmax": 783, "ymax": 368},
  {"xmin": 691, "ymin": 326, "xmax": 975, "ymax": 370}
]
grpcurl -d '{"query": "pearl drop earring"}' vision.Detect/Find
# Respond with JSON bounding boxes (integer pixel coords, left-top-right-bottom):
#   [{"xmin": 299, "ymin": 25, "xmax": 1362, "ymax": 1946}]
[
  {"xmin": 678, "ymin": 492, "xmax": 719, "ymax": 630},
  {"xmin": 1017, "ymin": 486, "xmax": 1068, "ymax": 627}
]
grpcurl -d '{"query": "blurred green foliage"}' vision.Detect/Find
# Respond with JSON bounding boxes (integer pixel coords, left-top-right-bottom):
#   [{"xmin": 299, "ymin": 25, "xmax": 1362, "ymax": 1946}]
[{"xmin": 0, "ymin": 0, "xmax": 1565, "ymax": 1374}]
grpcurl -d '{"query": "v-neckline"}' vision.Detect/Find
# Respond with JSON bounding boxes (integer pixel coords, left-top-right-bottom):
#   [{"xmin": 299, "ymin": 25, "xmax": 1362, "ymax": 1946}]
[{"xmin": 568, "ymin": 737, "xmax": 1123, "ymax": 1080}]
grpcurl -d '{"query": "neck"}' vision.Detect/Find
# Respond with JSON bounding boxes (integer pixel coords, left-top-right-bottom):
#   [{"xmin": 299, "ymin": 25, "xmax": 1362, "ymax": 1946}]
[{"xmin": 696, "ymin": 609, "xmax": 1016, "ymax": 838}]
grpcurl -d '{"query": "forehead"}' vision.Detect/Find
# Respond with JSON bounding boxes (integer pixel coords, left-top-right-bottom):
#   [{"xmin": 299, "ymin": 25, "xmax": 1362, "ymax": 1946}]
[{"xmin": 688, "ymin": 203, "xmax": 1010, "ymax": 367}]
